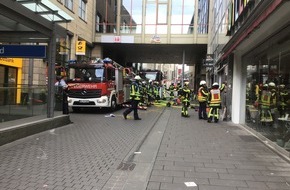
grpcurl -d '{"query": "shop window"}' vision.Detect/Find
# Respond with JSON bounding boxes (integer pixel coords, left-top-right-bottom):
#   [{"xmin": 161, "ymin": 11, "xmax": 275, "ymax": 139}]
[{"xmin": 245, "ymin": 36, "xmax": 290, "ymax": 150}]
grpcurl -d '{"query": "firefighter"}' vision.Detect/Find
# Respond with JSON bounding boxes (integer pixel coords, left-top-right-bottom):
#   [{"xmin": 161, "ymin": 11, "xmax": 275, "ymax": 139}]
[
  {"xmin": 258, "ymin": 83, "xmax": 273, "ymax": 123},
  {"xmin": 278, "ymin": 84, "xmax": 288, "ymax": 117},
  {"xmin": 140, "ymin": 80, "xmax": 148, "ymax": 106},
  {"xmin": 180, "ymin": 82, "xmax": 191, "ymax": 117},
  {"xmin": 166, "ymin": 82, "xmax": 175, "ymax": 107},
  {"xmin": 123, "ymin": 75, "xmax": 142, "ymax": 120},
  {"xmin": 153, "ymin": 81, "xmax": 160, "ymax": 102},
  {"xmin": 207, "ymin": 82, "xmax": 221, "ymax": 123},
  {"xmin": 147, "ymin": 80, "xmax": 154, "ymax": 106},
  {"xmin": 198, "ymin": 80, "xmax": 209, "ymax": 120}
]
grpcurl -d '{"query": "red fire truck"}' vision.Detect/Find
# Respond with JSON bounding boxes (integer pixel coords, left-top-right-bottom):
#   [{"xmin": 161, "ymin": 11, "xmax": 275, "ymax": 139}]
[{"xmin": 66, "ymin": 58, "xmax": 131, "ymax": 112}]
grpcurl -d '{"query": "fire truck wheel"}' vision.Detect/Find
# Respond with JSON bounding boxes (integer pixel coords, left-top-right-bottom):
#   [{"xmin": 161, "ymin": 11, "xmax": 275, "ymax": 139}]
[{"xmin": 110, "ymin": 96, "xmax": 117, "ymax": 111}]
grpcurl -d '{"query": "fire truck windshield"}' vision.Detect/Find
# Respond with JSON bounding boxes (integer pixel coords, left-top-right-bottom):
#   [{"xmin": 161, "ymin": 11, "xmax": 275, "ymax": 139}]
[
  {"xmin": 144, "ymin": 73, "xmax": 158, "ymax": 81},
  {"xmin": 68, "ymin": 67, "xmax": 105, "ymax": 82}
]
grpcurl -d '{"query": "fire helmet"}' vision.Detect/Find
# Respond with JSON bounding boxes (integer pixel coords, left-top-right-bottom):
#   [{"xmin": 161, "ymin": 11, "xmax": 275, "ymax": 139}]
[
  {"xmin": 134, "ymin": 75, "xmax": 141, "ymax": 80},
  {"xmin": 103, "ymin": 57, "xmax": 112, "ymax": 63},
  {"xmin": 200, "ymin": 80, "xmax": 206, "ymax": 86},
  {"xmin": 212, "ymin": 82, "xmax": 219, "ymax": 88},
  {"xmin": 268, "ymin": 82, "xmax": 275, "ymax": 87}
]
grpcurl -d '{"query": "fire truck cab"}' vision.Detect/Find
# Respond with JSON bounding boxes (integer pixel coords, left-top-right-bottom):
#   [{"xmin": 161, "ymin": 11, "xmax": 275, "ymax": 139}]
[{"xmin": 66, "ymin": 58, "xmax": 130, "ymax": 112}]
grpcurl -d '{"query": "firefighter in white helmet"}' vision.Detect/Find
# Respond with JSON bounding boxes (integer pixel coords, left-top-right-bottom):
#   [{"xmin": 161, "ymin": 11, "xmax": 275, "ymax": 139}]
[
  {"xmin": 123, "ymin": 75, "xmax": 142, "ymax": 120},
  {"xmin": 197, "ymin": 80, "xmax": 208, "ymax": 120},
  {"xmin": 207, "ymin": 82, "xmax": 221, "ymax": 123}
]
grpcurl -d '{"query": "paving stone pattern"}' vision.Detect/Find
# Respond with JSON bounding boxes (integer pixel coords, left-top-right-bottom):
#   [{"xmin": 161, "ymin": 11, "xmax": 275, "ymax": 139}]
[
  {"xmin": 147, "ymin": 107, "xmax": 290, "ymax": 190},
  {"xmin": 1, "ymin": 106, "xmax": 290, "ymax": 190},
  {"xmin": 0, "ymin": 107, "xmax": 163, "ymax": 190}
]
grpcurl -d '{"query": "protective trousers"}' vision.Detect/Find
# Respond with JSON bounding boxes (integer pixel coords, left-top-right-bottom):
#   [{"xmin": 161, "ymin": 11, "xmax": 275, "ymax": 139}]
[
  {"xmin": 199, "ymin": 101, "xmax": 207, "ymax": 119},
  {"xmin": 208, "ymin": 105, "xmax": 219, "ymax": 122}
]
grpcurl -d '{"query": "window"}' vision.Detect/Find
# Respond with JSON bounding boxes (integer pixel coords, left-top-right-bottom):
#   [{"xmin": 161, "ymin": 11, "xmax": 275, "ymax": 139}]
[
  {"xmin": 171, "ymin": 0, "xmax": 195, "ymax": 34},
  {"xmin": 79, "ymin": 0, "xmax": 86, "ymax": 20},
  {"xmin": 145, "ymin": 0, "xmax": 168, "ymax": 34},
  {"xmin": 96, "ymin": 14, "xmax": 101, "ymax": 32},
  {"xmin": 244, "ymin": 31, "xmax": 290, "ymax": 150},
  {"xmin": 96, "ymin": 0, "xmax": 117, "ymax": 33},
  {"xmin": 65, "ymin": 0, "xmax": 73, "ymax": 10},
  {"xmin": 121, "ymin": 0, "xmax": 143, "ymax": 34}
]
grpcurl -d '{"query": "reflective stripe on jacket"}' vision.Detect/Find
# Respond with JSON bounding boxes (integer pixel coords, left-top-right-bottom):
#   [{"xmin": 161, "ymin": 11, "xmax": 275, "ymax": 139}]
[
  {"xmin": 198, "ymin": 86, "xmax": 208, "ymax": 102},
  {"xmin": 261, "ymin": 90, "xmax": 271, "ymax": 107},
  {"xmin": 209, "ymin": 89, "xmax": 221, "ymax": 104},
  {"xmin": 130, "ymin": 83, "xmax": 141, "ymax": 100}
]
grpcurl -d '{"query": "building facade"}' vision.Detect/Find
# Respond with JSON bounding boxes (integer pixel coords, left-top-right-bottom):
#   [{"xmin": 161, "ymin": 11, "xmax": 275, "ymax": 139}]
[{"xmin": 210, "ymin": 0, "xmax": 290, "ymax": 153}]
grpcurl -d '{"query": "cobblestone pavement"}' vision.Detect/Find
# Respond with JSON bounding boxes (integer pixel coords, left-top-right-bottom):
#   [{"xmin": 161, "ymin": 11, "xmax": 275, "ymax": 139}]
[
  {"xmin": 0, "ymin": 106, "xmax": 164, "ymax": 190},
  {"xmin": 146, "ymin": 107, "xmax": 290, "ymax": 190},
  {"xmin": 1, "ymin": 105, "xmax": 290, "ymax": 190}
]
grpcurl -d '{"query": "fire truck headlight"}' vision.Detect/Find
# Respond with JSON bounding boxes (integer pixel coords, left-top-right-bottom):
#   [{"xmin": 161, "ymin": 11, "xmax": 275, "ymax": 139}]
[{"xmin": 97, "ymin": 99, "xmax": 106, "ymax": 103}]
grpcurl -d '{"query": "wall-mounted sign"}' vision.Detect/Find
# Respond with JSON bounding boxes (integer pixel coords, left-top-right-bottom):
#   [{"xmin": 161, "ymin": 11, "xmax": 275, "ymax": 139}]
[
  {"xmin": 76, "ymin": 41, "xmax": 86, "ymax": 55},
  {"xmin": 150, "ymin": 35, "xmax": 161, "ymax": 43},
  {"xmin": 101, "ymin": 35, "xmax": 134, "ymax": 43},
  {"xmin": 203, "ymin": 54, "xmax": 214, "ymax": 67},
  {"xmin": 0, "ymin": 45, "xmax": 46, "ymax": 58},
  {"xmin": 114, "ymin": 36, "xmax": 121, "ymax": 43}
]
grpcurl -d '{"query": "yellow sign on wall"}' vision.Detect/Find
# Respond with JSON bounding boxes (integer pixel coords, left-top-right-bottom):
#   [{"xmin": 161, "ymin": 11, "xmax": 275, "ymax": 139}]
[
  {"xmin": 76, "ymin": 40, "xmax": 86, "ymax": 55},
  {"xmin": 0, "ymin": 58, "xmax": 22, "ymax": 67}
]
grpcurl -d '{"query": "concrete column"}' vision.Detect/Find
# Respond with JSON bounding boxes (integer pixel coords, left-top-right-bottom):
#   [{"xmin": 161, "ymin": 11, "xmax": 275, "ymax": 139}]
[
  {"xmin": 92, "ymin": 45, "xmax": 103, "ymax": 58},
  {"xmin": 47, "ymin": 23, "xmax": 57, "ymax": 118},
  {"xmin": 193, "ymin": 0, "xmax": 199, "ymax": 43},
  {"xmin": 116, "ymin": 0, "xmax": 121, "ymax": 35},
  {"xmin": 232, "ymin": 52, "xmax": 246, "ymax": 124}
]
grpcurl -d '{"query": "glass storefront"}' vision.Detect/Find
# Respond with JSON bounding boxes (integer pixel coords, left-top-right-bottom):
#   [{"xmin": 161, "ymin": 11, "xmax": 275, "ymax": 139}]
[
  {"xmin": 0, "ymin": 66, "xmax": 17, "ymax": 105},
  {"xmin": 244, "ymin": 27, "xmax": 290, "ymax": 150}
]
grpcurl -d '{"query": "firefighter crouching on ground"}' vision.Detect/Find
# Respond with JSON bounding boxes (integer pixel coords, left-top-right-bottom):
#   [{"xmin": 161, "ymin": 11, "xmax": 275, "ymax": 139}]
[
  {"xmin": 123, "ymin": 75, "xmax": 142, "ymax": 120},
  {"xmin": 180, "ymin": 81, "xmax": 191, "ymax": 117},
  {"xmin": 198, "ymin": 80, "xmax": 208, "ymax": 120},
  {"xmin": 207, "ymin": 82, "xmax": 222, "ymax": 123}
]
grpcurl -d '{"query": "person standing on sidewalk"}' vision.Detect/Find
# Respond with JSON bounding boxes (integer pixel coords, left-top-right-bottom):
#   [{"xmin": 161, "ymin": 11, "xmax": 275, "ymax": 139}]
[
  {"xmin": 55, "ymin": 75, "xmax": 69, "ymax": 114},
  {"xmin": 207, "ymin": 82, "xmax": 221, "ymax": 123},
  {"xmin": 123, "ymin": 75, "xmax": 142, "ymax": 120},
  {"xmin": 180, "ymin": 81, "xmax": 191, "ymax": 117},
  {"xmin": 198, "ymin": 80, "xmax": 209, "ymax": 120}
]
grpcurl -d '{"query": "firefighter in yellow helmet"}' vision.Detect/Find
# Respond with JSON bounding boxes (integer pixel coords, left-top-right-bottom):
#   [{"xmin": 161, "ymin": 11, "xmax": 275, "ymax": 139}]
[
  {"xmin": 207, "ymin": 82, "xmax": 221, "ymax": 123},
  {"xmin": 180, "ymin": 81, "xmax": 191, "ymax": 117}
]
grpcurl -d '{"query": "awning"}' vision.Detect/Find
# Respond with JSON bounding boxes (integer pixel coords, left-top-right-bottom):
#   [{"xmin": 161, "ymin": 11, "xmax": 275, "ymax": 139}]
[
  {"xmin": 0, "ymin": 0, "xmax": 73, "ymax": 43},
  {"xmin": 16, "ymin": 0, "xmax": 73, "ymax": 22}
]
